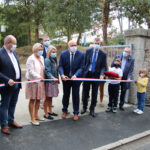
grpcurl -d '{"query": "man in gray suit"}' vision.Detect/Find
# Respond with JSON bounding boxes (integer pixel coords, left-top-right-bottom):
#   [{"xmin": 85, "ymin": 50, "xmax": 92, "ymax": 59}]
[{"xmin": 111, "ymin": 48, "xmax": 134, "ymax": 110}]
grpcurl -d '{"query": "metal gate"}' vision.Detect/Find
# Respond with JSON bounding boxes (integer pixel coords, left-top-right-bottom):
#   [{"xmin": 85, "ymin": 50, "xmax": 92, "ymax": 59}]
[
  {"xmin": 100, "ymin": 44, "xmax": 132, "ymax": 103},
  {"xmin": 100, "ymin": 44, "xmax": 132, "ymax": 67}
]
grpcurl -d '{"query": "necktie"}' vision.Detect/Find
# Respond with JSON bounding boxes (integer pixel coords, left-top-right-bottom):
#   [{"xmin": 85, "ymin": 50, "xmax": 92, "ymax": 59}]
[
  {"xmin": 70, "ymin": 53, "xmax": 74, "ymax": 76},
  {"xmin": 91, "ymin": 51, "xmax": 97, "ymax": 73},
  {"xmin": 43, "ymin": 47, "xmax": 47, "ymax": 59}
]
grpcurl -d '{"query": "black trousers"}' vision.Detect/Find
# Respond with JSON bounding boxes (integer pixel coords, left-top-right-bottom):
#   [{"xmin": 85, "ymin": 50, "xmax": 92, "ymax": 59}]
[
  {"xmin": 119, "ymin": 83, "xmax": 127, "ymax": 108},
  {"xmin": 82, "ymin": 72, "xmax": 99, "ymax": 111},
  {"xmin": 62, "ymin": 80, "xmax": 81, "ymax": 115},
  {"xmin": 108, "ymin": 83, "xmax": 120, "ymax": 108}
]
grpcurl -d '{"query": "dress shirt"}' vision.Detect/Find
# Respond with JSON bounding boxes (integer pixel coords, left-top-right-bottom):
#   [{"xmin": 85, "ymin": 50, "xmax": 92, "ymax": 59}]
[
  {"xmin": 89, "ymin": 48, "xmax": 99, "ymax": 71},
  {"xmin": 121, "ymin": 57, "xmax": 127, "ymax": 72},
  {"xmin": 5, "ymin": 47, "xmax": 20, "ymax": 79}
]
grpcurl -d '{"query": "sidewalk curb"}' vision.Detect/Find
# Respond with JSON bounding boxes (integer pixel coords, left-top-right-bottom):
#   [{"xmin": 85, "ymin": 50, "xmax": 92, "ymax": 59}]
[{"xmin": 93, "ymin": 130, "xmax": 150, "ymax": 150}]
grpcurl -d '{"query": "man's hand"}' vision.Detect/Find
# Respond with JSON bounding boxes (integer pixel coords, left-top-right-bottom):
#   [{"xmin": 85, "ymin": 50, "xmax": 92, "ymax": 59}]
[
  {"xmin": 100, "ymin": 76, "xmax": 104, "ymax": 80},
  {"xmin": 127, "ymin": 78, "xmax": 131, "ymax": 81},
  {"xmin": 61, "ymin": 75, "xmax": 69, "ymax": 81},
  {"xmin": 8, "ymin": 79, "xmax": 15, "ymax": 86},
  {"xmin": 71, "ymin": 76, "xmax": 76, "ymax": 79}
]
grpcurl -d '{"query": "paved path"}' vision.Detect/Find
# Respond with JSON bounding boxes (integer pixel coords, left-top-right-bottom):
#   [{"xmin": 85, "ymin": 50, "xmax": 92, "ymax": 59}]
[{"xmin": 1, "ymin": 106, "xmax": 150, "ymax": 150}]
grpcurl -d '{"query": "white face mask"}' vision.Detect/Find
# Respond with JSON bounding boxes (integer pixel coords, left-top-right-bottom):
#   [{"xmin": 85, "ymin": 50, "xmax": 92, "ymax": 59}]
[
  {"xmin": 70, "ymin": 46, "xmax": 77, "ymax": 53},
  {"xmin": 11, "ymin": 44, "xmax": 17, "ymax": 51},
  {"xmin": 140, "ymin": 73, "xmax": 145, "ymax": 77}
]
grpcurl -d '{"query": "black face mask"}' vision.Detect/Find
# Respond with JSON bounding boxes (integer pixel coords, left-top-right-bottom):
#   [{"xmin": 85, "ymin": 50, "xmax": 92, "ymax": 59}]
[{"xmin": 114, "ymin": 64, "xmax": 121, "ymax": 68}]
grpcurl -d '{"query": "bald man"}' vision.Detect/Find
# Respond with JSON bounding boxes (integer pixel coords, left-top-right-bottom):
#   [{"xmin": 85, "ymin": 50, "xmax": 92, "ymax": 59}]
[
  {"xmin": 0, "ymin": 35, "xmax": 22, "ymax": 135},
  {"xmin": 59, "ymin": 40, "xmax": 84, "ymax": 121},
  {"xmin": 111, "ymin": 48, "xmax": 135, "ymax": 110}
]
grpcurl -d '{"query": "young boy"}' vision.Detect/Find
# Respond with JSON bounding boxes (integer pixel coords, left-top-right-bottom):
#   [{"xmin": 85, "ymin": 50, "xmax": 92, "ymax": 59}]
[{"xmin": 106, "ymin": 58, "xmax": 123, "ymax": 113}]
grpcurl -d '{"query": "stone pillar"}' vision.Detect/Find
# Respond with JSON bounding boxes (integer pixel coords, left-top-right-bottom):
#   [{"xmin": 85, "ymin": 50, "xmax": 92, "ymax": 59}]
[{"xmin": 125, "ymin": 29, "xmax": 150, "ymax": 104}]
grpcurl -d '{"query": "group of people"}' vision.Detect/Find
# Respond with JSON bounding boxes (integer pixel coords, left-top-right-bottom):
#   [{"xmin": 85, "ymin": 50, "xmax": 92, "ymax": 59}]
[{"xmin": 0, "ymin": 35, "xmax": 148, "ymax": 135}]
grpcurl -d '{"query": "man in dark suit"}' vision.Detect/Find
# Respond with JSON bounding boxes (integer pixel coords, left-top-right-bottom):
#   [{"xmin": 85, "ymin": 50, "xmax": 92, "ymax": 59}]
[
  {"xmin": 59, "ymin": 40, "xmax": 84, "ymax": 121},
  {"xmin": 111, "ymin": 48, "xmax": 134, "ymax": 110},
  {"xmin": 81, "ymin": 38, "xmax": 107, "ymax": 117},
  {"xmin": 0, "ymin": 35, "xmax": 22, "ymax": 135}
]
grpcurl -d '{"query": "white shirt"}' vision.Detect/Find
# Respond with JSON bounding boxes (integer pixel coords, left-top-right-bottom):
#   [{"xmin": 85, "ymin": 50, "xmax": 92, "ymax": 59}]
[
  {"xmin": 121, "ymin": 57, "xmax": 127, "ymax": 72},
  {"xmin": 109, "ymin": 67, "xmax": 123, "ymax": 84},
  {"xmin": 5, "ymin": 47, "xmax": 20, "ymax": 79}
]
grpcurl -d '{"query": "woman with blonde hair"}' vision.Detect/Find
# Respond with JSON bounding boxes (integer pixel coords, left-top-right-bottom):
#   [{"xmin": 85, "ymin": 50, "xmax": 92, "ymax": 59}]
[
  {"xmin": 25, "ymin": 43, "xmax": 45, "ymax": 125},
  {"xmin": 43, "ymin": 45, "xmax": 59, "ymax": 119},
  {"xmin": 134, "ymin": 69, "xmax": 149, "ymax": 114}
]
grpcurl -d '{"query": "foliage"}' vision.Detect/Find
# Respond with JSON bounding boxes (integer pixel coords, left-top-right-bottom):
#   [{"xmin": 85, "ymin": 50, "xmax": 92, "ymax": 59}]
[
  {"xmin": 43, "ymin": 0, "xmax": 101, "ymax": 42},
  {"xmin": 120, "ymin": 0, "xmax": 150, "ymax": 28}
]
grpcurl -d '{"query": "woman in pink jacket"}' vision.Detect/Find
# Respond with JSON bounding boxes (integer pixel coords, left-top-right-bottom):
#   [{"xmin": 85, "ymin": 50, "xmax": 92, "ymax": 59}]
[{"xmin": 25, "ymin": 43, "xmax": 45, "ymax": 126}]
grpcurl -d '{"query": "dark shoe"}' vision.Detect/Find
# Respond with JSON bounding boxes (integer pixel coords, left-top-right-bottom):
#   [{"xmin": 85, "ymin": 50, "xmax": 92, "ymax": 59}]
[
  {"xmin": 106, "ymin": 107, "xmax": 112, "ymax": 112},
  {"xmin": 8, "ymin": 121, "xmax": 23, "ymax": 128},
  {"xmin": 112, "ymin": 107, "xmax": 117, "ymax": 113},
  {"xmin": 62, "ymin": 112, "xmax": 67, "ymax": 119},
  {"xmin": 1, "ymin": 126, "xmax": 10, "ymax": 135},
  {"xmin": 81, "ymin": 108, "xmax": 86, "ymax": 114},
  {"xmin": 90, "ymin": 110, "xmax": 96, "ymax": 117},
  {"xmin": 48, "ymin": 112, "xmax": 58, "ymax": 116},
  {"xmin": 73, "ymin": 115, "xmax": 79, "ymax": 121},
  {"xmin": 119, "ymin": 107, "xmax": 125, "ymax": 111},
  {"xmin": 44, "ymin": 115, "xmax": 54, "ymax": 120}
]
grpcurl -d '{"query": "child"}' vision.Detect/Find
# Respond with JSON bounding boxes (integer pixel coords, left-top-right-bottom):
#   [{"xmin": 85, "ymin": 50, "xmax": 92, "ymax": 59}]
[
  {"xmin": 106, "ymin": 58, "xmax": 123, "ymax": 113},
  {"xmin": 133, "ymin": 69, "xmax": 149, "ymax": 114}
]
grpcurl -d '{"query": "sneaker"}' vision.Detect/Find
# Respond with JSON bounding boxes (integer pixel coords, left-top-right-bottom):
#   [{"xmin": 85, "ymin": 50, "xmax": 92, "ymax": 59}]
[
  {"xmin": 106, "ymin": 107, "xmax": 112, "ymax": 112},
  {"xmin": 136, "ymin": 110, "xmax": 143, "ymax": 115},
  {"xmin": 43, "ymin": 115, "xmax": 54, "ymax": 120},
  {"xmin": 112, "ymin": 107, "xmax": 117, "ymax": 113},
  {"xmin": 133, "ymin": 109, "xmax": 139, "ymax": 113}
]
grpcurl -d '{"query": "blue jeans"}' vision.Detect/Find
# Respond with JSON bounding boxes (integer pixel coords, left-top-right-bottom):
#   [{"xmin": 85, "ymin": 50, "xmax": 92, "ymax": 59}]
[
  {"xmin": 137, "ymin": 92, "xmax": 146, "ymax": 111},
  {"xmin": 0, "ymin": 84, "xmax": 20, "ymax": 127}
]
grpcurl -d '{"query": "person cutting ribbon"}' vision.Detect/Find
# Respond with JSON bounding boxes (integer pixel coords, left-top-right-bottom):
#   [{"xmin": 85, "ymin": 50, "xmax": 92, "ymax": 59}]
[{"xmin": 81, "ymin": 38, "xmax": 107, "ymax": 117}]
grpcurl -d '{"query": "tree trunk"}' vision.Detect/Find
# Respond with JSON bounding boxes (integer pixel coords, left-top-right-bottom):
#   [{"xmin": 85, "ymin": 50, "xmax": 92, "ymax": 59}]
[
  {"xmin": 77, "ymin": 32, "xmax": 82, "ymax": 45},
  {"xmin": 101, "ymin": 0, "xmax": 110, "ymax": 46},
  {"xmin": 35, "ymin": 20, "xmax": 39, "ymax": 42},
  {"xmin": 67, "ymin": 17, "xmax": 72, "ymax": 42},
  {"xmin": 28, "ymin": 25, "xmax": 32, "ymax": 45}
]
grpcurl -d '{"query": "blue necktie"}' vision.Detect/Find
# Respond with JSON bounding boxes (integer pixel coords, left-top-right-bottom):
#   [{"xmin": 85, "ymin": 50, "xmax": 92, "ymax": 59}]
[
  {"xmin": 91, "ymin": 51, "xmax": 97, "ymax": 73},
  {"xmin": 42, "ymin": 47, "xmax": 47, "ymax": 59},
  {"xmin": 70, "ymin": 53, "xmax": 74, "ymax": 76}
]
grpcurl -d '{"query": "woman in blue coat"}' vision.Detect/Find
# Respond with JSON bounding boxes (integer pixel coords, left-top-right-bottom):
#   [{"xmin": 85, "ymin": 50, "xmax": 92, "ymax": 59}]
[{"xmin": 44, "ymin": 45, "xmax": 59, "ymax": 120}]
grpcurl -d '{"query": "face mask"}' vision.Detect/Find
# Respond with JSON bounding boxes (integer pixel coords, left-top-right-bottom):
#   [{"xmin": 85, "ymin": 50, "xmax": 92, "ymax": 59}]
[
  {"xmin": 114, "ymin": 64, "xmax": 121, "ymax": 68},
  {"xmin": 70, "ymin": 46, "xmax": 77, "ymax": 53},
  {"xmin": 140, "ymin": 73, "xmax": 145, "ymax": 77},
  {"xmin": 94, "ymin": 44, "xmax": 100, "ymax": 50},
  {"xmin": 51, "ymin": 53, "xmax": 56, "ymax": 58},
  {"xmin": 123, "ymin": 51, "xmax": 128, "ymax": 57},
  {"xmin": 11, "ymin": 44, "xmax": 17, "ymax": 51},
  {"xmin": 44, "ymin": 41, "xmax": 50, "ymax": 47},
  {"xmin": 38, "ymin": 50, "xmax": 43, "ymax": 56}
]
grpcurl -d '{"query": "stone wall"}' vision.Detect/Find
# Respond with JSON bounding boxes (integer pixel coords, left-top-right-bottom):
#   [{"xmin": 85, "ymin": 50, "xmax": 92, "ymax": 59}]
[{"xmin": 125, "ymin": 29, "xmax": 150, "ymax": 104}]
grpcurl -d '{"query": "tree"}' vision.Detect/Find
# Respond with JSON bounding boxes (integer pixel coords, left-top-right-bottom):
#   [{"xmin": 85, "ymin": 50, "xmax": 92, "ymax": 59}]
[
  {"xmin": 43, "ymin": 0, "xmax": 100, "ymax": 43},
  {"xmin": 120, "ymin": 0, "xmax": 150, "ymax": 28}
]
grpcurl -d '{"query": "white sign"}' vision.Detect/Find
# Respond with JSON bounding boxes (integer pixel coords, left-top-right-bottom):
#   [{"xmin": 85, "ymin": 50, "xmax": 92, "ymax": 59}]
[{"xmin": 1, "ymin": 25, "xmax": 6, "ymax": 32}]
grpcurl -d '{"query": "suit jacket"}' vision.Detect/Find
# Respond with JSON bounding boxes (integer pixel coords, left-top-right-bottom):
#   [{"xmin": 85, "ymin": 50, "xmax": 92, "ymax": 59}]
[
  {"xmin": 0, "ymin": 46, "xmax": 21, "ymax": 88},
  {"xmin": 59, "ymin": 49, "xmax": 84, "ymax": 77},
  {"xmin": 83, "ymin": 48, "xmax": 107, "ymax": 77},
  {"xmin": 111, "ymin": 53, "xmax": 134, "ymax": 80}
]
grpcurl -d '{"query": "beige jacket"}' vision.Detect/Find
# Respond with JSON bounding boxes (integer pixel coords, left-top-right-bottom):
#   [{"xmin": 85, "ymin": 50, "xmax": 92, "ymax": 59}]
[{"xmin": 25, "ymin": 54, "xmax": 45, "ymax": 80}]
